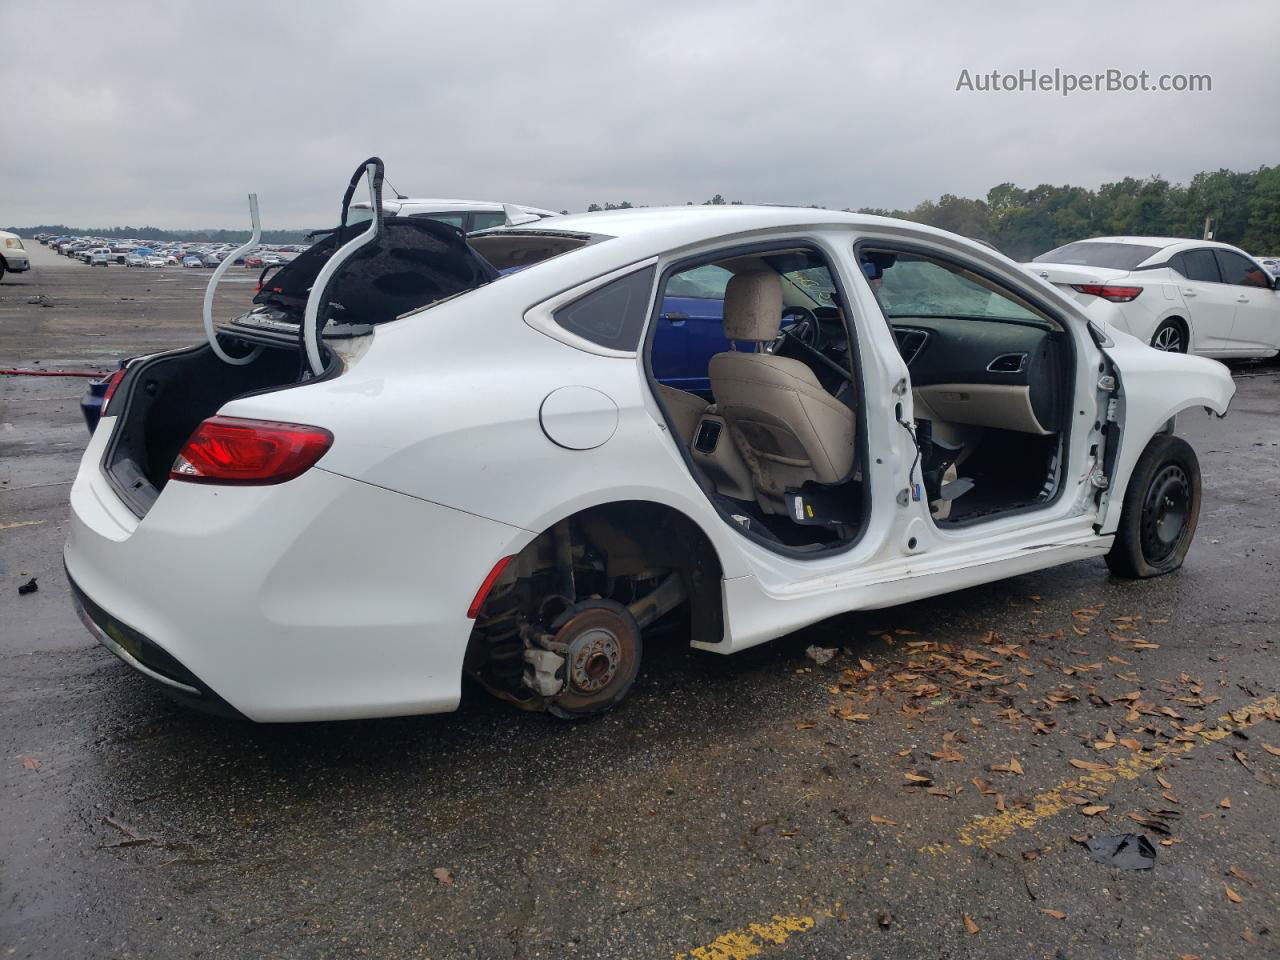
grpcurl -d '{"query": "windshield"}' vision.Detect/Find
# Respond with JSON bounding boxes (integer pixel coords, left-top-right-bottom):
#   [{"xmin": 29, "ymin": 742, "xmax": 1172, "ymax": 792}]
[{"xmin": 1033, "ymin": 241, "xmax": 1162, "ymax": 270}]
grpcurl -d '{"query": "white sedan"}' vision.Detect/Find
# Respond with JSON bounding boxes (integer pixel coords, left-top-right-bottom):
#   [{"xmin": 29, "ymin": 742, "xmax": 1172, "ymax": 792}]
[
  {"xmin": 65, "ymin": 160, "xmax": 1235, "ymax": 723},
  {"xmin": 1029, "ymin": 236, "xmax": 1280, "ymax": 358}
]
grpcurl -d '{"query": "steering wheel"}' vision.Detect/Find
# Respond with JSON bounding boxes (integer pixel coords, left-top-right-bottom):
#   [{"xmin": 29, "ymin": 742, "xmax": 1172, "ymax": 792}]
[{"xmin": 771, "ymin": 305, "xmax": 820, "ymax": 353}]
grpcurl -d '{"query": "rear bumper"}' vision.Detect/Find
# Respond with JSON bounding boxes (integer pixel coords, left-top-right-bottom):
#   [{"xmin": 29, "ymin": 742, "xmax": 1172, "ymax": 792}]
[
  {"xmin": 69, "ymin": 572, "xmax": 246, "ymax": 718},
  {"xmin": 64, "ymin": 427, "xmax": 527, "ymax": 721}
]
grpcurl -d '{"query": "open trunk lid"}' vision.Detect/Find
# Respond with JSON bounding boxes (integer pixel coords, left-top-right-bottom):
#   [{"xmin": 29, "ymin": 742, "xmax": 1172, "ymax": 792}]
[{"xmin": 101, "ymin": 158, "xmax": 499, "ymax": 518}]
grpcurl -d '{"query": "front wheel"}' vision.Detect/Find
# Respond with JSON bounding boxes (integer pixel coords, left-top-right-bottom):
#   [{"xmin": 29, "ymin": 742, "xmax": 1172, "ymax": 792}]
[{"xmin": 1105, "ymin": 434, "xmax": 1201, "ymax": 578}]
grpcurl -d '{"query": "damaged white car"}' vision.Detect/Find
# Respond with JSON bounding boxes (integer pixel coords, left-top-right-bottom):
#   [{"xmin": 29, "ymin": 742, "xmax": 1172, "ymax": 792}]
[{"xmin": 65, "ymin": 158, "xmax": 1236, "ymax": 722}]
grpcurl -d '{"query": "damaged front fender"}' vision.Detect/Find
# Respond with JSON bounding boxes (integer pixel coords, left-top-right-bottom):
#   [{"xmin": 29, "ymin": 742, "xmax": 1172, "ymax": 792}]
[{"xmin": 1096, "ymin": 334, "xmax": 1235, "ymax": 535}]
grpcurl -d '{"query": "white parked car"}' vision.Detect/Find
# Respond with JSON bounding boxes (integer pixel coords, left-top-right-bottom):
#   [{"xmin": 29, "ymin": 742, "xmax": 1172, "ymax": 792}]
[
  {"xmin": 1029, "ymin": 236, "xmax": 1280, "ymax": 358},
  {"xmin": 0, "ymin": 229, "xmax": 31, "ymax": 281},
  {"xmin": 349, "ymin": 196, "xmax": 558, "ymax": 232},
  {"xmin": 65, "ymin": 160, "xmax": 1235, "ymax": 723},
  {"xmin": 87, "ymin": 247, "xmax": 113, "ymax": 266}
]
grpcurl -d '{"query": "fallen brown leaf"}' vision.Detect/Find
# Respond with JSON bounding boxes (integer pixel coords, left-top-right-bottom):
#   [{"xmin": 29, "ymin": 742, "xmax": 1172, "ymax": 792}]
[
  {"xmin": 1155, "ymin": 773, "xmax": 1172, "ymax": 790},
  {"xmin": 990, "ymin": 758, "xmax": 1024, "ymax": 775},
  {"xmin": 794, "ymin": 722, "xmax": 817, "ymax": 730},
  {"xmin": 1229, "ymin": 865, "xmax": 1256, "ymax": 886},
  {"xmin": 859, "ymin": 658, "xmax": 875, "ymax": 673},
  {"xmin": 1261, "ymin": 742, "xmax": 1280, "ymax": 757},
  {"xmin": 1080, "ymin": 805, "xmax": 1110, "ymax": 816},
  {"xmin": 1224, "ymin": 883, "xmax": 1242, "ymax": 904},
  {"xmin": 1220, "ymin": 797, "xmax": 1232, "ymax": 809},
  {"xmin": 1040, "ymin": 908, "xmax": 1067, "ymax": 920},
  {"xmin": 432, "ymin": 867, "xmax": 455, "ymax": 885},
  {"xmin": 19, "ymin": 755, "xmax": 41, "ymax": 771},
  {"xmin": 962, "ymin": 914, "xmax": 979, "ymax": 935},
  {"xmin": 1069, "ymin": 758, "xmax": 1111, "ymax": 773},
  {"xmin": 869, "ymin": 815, "xmax": 898, "ymax": 826}
]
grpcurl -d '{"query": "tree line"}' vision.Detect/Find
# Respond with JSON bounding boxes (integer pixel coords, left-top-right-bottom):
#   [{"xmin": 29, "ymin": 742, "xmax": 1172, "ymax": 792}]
[
  {"xmin": 585, "ymin": 165, "xmax": 1280, "ymax": 260},
  {"xmin": 15, "ymin": 166, "xmax": 1278, "ymax": 258}
]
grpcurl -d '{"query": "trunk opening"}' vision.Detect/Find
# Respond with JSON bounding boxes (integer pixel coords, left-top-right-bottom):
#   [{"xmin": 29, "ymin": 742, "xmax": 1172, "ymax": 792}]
[{"xmin": 102, "ymin": 343, "xmax": 337, "ymax": 517}]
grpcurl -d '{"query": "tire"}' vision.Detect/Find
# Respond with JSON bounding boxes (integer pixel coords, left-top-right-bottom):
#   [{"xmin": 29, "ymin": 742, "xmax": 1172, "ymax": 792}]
[
  {"xmin": 1150, "ymin": 319, "xmax": 1188, "ymax": 353},
  {"xmin": 1105, "ymin": 434, "xmax": 1201, "ymax": 578},
  {"xmin": 0, "ymin": 260, "xmax": 6, "ymax": 284}
]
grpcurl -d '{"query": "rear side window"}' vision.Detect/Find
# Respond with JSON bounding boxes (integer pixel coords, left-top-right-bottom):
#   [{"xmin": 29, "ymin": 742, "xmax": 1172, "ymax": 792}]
[
  {"xmin": 1033, "ymin": 241, "xmax": 1161, "ymax": 270},
  {"xmin": 470, "ymin": 212, "xmax": 507, "ymax": 231},
  {"xmin": 1215, "ymin": 250, "xmax": 1271, "ymax": 287},
  {"xmin": 553, "ymin": 265, "xmax": 656, "ymax": 351},
  {"xmin": 1176, "ymin": 249, "xmax": 1221, "ymax": 282}
]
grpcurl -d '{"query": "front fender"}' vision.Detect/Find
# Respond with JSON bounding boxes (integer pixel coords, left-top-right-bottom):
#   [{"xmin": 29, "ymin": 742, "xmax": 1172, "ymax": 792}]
[{"xmin": 1098, "ymin": 338, "xmax": 1234, "ymax": 534}]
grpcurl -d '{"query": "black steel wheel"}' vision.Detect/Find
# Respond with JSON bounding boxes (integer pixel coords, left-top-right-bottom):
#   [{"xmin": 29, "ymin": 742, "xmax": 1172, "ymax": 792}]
[{"xmin": 1106, "ymin": 434, "xmax": 1201, "ymax": 578}]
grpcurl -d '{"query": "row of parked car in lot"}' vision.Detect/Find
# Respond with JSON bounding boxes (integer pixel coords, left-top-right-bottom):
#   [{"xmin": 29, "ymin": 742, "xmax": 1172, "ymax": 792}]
[{"xmin": 32, "ymin": 234, "xmax": 301, "ymax": 270}]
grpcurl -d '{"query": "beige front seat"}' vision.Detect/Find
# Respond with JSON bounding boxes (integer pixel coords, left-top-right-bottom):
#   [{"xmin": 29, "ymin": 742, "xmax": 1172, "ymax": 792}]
[{"xmin": 708, "ymin": 270, "xmax": 856, "ymax": 513}]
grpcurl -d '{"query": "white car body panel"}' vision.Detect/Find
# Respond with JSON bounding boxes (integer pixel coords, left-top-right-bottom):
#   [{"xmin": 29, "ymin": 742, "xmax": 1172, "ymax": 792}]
[{"xmin": 66, "ymin": 206, "xmax": 1237, "ymax": 721}]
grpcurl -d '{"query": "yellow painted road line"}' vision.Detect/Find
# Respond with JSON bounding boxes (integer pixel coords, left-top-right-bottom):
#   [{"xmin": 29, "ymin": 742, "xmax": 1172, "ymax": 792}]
[
  {"xmin": 674, "ymin": 914, "xmax": 816, "ymax": 960},
  {"xmin": 924, "ymin": 694, "xmax": 1279, "ymax": 853},
  {"xmin": 0, "ymin": 519, "xmax": 46, "ymax": 531}
]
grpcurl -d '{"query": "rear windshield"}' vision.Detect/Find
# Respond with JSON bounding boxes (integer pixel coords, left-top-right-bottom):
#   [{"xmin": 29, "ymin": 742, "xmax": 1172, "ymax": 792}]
[{"xmin": 1033, "ymin": 241, "xmax": 1161, "ymax": 270}]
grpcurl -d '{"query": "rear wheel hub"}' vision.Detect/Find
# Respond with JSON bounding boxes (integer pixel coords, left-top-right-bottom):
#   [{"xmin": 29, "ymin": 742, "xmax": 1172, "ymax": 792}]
[{"xmin": 546, "ymin": 602, "xmax": 641, "ymax": 718}]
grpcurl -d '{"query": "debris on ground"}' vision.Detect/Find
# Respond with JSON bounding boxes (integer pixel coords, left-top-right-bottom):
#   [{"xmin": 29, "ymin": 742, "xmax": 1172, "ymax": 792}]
[
  {"xmin": 805, "ymin": 645, "xmax": 837, "ymax": 666},
  {"xmin": 432, "ymin": 867, "xmax": 455, "ymax": 885},
  {"xmin": 17, "ymin": 577, "xmax": 38, "ymax": 596},
  {"xmin": 1082, "ymin": 833, "xmax": 1156, "ymax": 870}
]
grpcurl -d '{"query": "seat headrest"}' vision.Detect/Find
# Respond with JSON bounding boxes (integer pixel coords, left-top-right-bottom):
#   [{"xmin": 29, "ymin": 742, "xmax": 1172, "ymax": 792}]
[{"xmin": 723, "ymin": 270, "xmax": 783, "ymax": 342}]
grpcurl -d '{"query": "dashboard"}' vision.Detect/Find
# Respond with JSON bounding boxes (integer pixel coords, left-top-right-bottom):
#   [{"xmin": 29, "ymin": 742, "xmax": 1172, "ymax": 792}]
[{"xmin": 890, "ymin": 316, "xmax": 1068, "ymax": 434}]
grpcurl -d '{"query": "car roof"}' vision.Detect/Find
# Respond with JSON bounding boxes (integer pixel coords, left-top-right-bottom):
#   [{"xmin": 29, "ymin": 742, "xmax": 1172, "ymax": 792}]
[{"xmin": 483, "ymin": 205, "xmax": 928, "ymax": 249}]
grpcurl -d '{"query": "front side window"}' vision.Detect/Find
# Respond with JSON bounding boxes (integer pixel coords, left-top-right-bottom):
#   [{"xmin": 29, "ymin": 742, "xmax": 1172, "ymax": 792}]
[
  {"xmin": 553, "ymin": 265, "xmax": 656, "ymax": 351},
  {"xmin": 864, "ymin": 250, "xmax": 1042, "ymax": 322},
  {"xmin": 1215, "ymin": 250, "xmax": 1271, "ymax": 288}
]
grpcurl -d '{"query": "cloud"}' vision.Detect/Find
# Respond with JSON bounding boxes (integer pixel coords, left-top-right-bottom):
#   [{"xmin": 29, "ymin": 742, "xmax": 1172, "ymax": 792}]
[{"xmin": 2, "ymin": 0, "xmax": 1275, "ymax": 228}]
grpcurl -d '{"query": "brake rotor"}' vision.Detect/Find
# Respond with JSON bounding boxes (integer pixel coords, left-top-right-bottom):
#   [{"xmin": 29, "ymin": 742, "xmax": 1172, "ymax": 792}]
[{"xmin": 546, "ymin": 601, "xmax": 642, "ymax": 719}]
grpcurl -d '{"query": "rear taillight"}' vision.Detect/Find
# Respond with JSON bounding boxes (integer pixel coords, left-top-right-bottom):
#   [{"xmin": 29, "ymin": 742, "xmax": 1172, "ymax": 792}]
[
  {"xmin": 99, "ymin": 369, "xmax": 127, "ymax": 416},
  {"xmin": 1071, "ymin": 283, "xmax": 1143, "ymax": 303},
  {"xmin": 170, "ymin": 416, "xmax": 333, "ymax": 486}
]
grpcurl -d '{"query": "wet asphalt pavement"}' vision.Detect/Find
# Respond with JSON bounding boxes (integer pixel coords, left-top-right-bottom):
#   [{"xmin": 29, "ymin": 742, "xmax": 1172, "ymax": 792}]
[{"xmin": 2, "ymin": 243, "xmax": 1279, "ymax": 959}]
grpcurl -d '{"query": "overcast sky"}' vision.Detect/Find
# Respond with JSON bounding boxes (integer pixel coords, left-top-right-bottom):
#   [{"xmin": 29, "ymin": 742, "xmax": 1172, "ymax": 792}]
[{"xmin": 2, "ymin": 0, "xmax": 1276, "ymax": 229}]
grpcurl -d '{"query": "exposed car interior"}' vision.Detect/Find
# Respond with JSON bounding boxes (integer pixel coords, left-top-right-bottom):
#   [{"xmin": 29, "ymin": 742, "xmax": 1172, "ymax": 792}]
[
  {"xmin": 650, "ymin": 249, "xmax": 868, "ymax": 552},
  {"xmin": 864, "ymin": 246, "xmax": 1073, "ymax": 524},
  {"xmin": 648, "ymin": 245, "xmax": 1075, "ymax": 553}
]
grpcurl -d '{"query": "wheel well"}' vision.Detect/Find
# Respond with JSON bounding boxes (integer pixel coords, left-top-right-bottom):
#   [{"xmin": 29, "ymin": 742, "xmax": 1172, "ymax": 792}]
[
  {"xmin": 464, "ymin": 500, "xmax": 726, "ymax": 710},
  {"xmin": 515, "ymin": 500, "xmax": 724, "ymax": 642}
]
